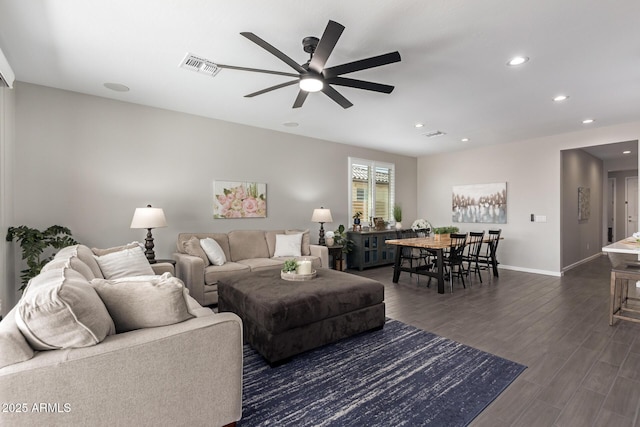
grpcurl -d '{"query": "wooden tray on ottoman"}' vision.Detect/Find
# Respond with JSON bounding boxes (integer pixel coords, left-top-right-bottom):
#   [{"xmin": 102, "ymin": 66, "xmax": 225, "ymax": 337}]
[{"xmin": 218, "ymin": 268, "xmax": 385, "ymax": 366}]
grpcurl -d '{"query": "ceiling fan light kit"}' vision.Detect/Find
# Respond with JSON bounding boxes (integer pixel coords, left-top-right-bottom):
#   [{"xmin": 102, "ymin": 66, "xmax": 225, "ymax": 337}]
[
  {"xmin": 214, "ymin": 20, "xmax": 401, "ymax": 109},
  {"xmin": 299, "ymin": 74, "xmax": 323, "ymax": 92}
]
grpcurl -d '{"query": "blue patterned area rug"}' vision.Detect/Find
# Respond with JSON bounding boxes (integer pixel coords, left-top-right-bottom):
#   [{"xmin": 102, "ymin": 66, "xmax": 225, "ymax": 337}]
[{"xmin": 240, "ymin": 318, "xmax": 526, "ymax": 426}]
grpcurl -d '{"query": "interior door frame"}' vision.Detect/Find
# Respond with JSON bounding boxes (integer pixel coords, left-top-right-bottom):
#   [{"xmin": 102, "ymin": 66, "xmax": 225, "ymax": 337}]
[
  {"xmin": 625, "ymin": 176, "xmax": 639, "ymax": 237},
  {"xmin": 608, "ymin": 177, "xmax": 616, "ymax": 243}
]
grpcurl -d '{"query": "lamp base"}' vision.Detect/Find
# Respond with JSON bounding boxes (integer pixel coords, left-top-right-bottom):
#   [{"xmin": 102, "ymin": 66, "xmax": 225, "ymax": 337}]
[
  {"xmin": 144, "ymin": 229, "xmax": 157, "ymax": 264},
  {"xmin": 318, "ymin": 223, "xmax": 326, "ymax": 246}
]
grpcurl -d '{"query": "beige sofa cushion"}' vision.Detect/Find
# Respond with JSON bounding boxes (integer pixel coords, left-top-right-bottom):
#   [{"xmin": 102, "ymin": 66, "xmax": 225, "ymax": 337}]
[
  {"xmin": 93, "ymin": 245, "xmax": 155, "ymax": 279},
  {"xmin": 42, "ymin": 255, "xmax": 97, "ymax": 281},
  {"xmin": 16, "ymin": 267, "xmax": 115, "ymax": 350},
  {"xmin": 0, "ymin": 306, "xmax": 35, "ymax": 369},
  {"xmin": 55, "ymin": 244, "xmax": 103, "ymax": 278},
  {"xmin": 200, "ymin": 237, "xmax": 227, "ymax": 266},
  {"xmin": 184, "ymin": 236, "xmax": 209, "ymax": 265},
  {"xmin": 91, "ymin": 273, "xmax": 195, "ymax": 333},
  {"xmin": 286, "ymin": 229, "xmax": 311, "ymax": 256},
  {"xmin": 228, "ymin": 230, "xmax": 269, "ymax": 261},
  {"xmin": 177, "ymin": 233, "xmax": 232, "ymax": 259},
  {"xmin": 273, "ymin": 233, "xmax": 303, "ymax": 257},
  {"xmin": 203, "ymin": 263, "xmax": 251, "ymax": 285},
  {"xmin": 91, "ymin": 242, "xmax": 140, "ymax": 256}
]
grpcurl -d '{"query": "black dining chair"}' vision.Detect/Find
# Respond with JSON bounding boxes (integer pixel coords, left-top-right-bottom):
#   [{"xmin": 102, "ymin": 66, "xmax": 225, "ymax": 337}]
[
  {"xmin": 463, "ymin": 231, "xmax": 485, "ymax": 283},
  {"xmin": 396, "ymin": 229, "xmax": 431, "ymax": 284},
  {"xmin": 477, "ymin": 229, "xmax": 501, "ymax": 278},
  {"xmin": 444, "ymin": 233, "xmax": 467, "ymax": 291}
]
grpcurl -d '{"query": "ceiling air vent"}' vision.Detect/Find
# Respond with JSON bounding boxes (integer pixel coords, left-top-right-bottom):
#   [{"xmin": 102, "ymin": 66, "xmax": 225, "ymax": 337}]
[
  {"xmin": 179, "ymin": 53, "xmax": 221, "ymax": 77},
  {"xmin": 424, "ymin": 130, "xmax": 446, "ymax": 138}
]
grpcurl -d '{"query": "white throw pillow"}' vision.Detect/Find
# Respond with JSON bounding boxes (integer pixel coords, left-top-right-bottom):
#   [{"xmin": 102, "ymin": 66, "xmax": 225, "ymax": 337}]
[
  {"xmin": 16, "ymin": 267, "xmax": 115, "ymax": 350},
  {"xmin": 94, "ymin": 245, "xmax": 155, "ymax": 279},
  {"xmin": 90, "ymin": 273, "xmax": 195, "ymax": 333},
  {"xmin": 273, "ymin": 233, "xmax": 303, "ymax": 257},
  {"xmin": 200, "ymin": 238, "xmax": 226, "ymax": 266}
]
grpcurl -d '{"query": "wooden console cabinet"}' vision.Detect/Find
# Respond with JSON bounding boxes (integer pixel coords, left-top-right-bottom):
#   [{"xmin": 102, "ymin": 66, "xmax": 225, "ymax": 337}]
[{"xmin": 347, "ymin": 230, "xmax": 397, "ymax": 271}]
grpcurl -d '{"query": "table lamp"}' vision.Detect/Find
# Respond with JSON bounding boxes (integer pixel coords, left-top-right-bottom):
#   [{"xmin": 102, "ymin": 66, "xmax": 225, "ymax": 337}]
[
  {"xmin": 311, "ymin": 207, "xmax": 333, "ymax": 245},
  {"xmin": 130, "ymin": 204, "xmax": 168, "ymax": 263}
]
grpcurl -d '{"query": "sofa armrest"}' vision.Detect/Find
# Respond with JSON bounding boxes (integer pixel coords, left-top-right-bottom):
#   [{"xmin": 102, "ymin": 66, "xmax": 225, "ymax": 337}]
[
  {"xmin": 310, "ymin": 244, "xmax": 329, "ymax": 268},
  {"xmin": 0, "ymin": 313, "xmax": 243, "ymax": 427},
  {"xmin": 151, "ymin": 262, "xmax": 174, "ymax": 276},
  {"xmin": 174, "ymin": 252, "xmax": 206, "ymax": 306}
]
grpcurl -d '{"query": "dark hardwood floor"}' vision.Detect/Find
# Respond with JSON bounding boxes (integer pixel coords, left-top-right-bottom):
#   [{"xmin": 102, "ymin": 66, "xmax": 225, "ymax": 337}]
[{"xmin": 350, "ymin": 255, "xmax": 640, "ymax": 427}]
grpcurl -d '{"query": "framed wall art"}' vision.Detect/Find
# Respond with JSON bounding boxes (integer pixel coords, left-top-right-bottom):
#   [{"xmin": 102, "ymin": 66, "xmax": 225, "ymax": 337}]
[
  {"xmin": 213, "ymin": 181, "xmax": 267, "ymax": 219},
  {"xmin": 452, "ymin": 182, "xmax": 507, "ymax": 224},
  {"xmin": 578, "ymin": 186, "xmax": 590, "ymax": 221}
]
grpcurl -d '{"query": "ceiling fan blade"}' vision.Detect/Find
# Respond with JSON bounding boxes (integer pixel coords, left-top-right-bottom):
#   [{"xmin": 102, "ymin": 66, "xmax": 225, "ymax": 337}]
[
  {"xmin": 325, "ymin": 77, "xmax": 395, "ymax": 94},
  {"xmin": 292, "ymin": 90, "xmax": 309, "ymax": 108},
  {"xmin": 321, "ymin": 85, "xmax": 353, "ymax": 109},
  {"xmin": 244, "ymin": 79, "xmax": 299, "ymax": 98},
  {"xmin": 241, "ymin": 32, "xmax": 307, "ymax": 74},
  {"xmin": 308, "ymin": 20, "xmax": 345, "ymax": 73},
  {"xmin": 323, "ymin": 51, "xmax": 401, "ymax": 78},
  {"xmin": 217, "ymin": 64, "xmax": 299, "ymax": 78}
]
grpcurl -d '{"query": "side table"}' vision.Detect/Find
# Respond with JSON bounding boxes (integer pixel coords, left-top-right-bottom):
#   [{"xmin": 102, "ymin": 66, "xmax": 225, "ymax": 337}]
[{"xmin": 326, "ymin": 245, "xmax": 344, "ymax": 270}]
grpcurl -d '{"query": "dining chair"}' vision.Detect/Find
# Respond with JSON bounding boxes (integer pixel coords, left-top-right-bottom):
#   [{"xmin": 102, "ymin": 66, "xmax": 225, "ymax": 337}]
[
  {"xmin": 396, "ymin": 229, "xmax": 431, "ymax": 284},
  {"xmin": 464, "ymin": 231, "xmax": 485, "ymax": 283},
  {"xmin": 444, "ymin": 233, "xmax": 467, "ymax": 291},
  {"xmin": 477, "ymin": 229, "xmax": 501, "ymax": 278}
]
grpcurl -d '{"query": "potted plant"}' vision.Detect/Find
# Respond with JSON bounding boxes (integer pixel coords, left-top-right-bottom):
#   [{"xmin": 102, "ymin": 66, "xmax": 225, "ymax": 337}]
[
  {"xmin": 432, "ymin": 226, "xmax": 460, "ymax": 240},
  {"xmin": 282, "ymin": 259, "xmax": 298, "ymax": 273},
  {"xmin": 333, "ymin": 224, "xmax": 355, "ymax": 270},
  {"xmin": 325, "ymin": 230, "xmax": 335, "ymax": 246},
  {"xmin": 393, "ymin": 204, "xmax": 403, "ymax": 230},
  {"xmin": 352, "ymin": 211, "xmax": 363, "ymax": 225},
  {"xmin": 6, "ymin": 225, "xmax": 78, "ymax": 292}
]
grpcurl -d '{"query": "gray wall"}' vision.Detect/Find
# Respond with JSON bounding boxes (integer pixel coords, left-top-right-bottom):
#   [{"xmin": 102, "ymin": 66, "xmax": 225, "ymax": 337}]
[
  {"xmin": 561, "ymin": 149, "xmax": 603, "ymax": 269},
  {"xmin": 417, "ymin": 122, "xmax": 640, "ymax": 275},
  {"xmin": 1, "ymin": 86, "xmax": 15, "ymax": 317},
  {"xmin": 2, "ymin": 82, "xmax": 418, "ymax": 313}
]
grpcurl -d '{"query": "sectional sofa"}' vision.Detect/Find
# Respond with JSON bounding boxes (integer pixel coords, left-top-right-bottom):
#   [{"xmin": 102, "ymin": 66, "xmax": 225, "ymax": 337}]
[
  {"xmin": 174, "ymin": 229, "xmax": 329, "ymax": 306},
  {"xmin": 0, "ymin": 244, "xmax": 243, "ymax": 427}
]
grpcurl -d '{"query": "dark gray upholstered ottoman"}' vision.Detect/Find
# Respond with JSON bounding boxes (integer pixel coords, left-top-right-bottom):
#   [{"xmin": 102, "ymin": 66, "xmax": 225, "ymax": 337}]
[{"xmin": 217, "ymin": 268, "xmax": 385, "ymax": 365}]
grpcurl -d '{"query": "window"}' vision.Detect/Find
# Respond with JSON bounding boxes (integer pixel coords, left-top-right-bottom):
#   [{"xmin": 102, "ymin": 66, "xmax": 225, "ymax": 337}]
[{"xmin": 348, "ymin": 157, "xmax": 395, "ymax": 223}]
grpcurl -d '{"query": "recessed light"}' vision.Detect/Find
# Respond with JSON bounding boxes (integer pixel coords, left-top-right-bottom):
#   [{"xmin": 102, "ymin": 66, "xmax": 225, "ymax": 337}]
[
  {"xmin": 461, "ymin": 138, "xmax": 470, "ymax": 142},
  {"xmin": 103, "ymin": 82, "xmax": 130, "ymax": 92},
  {"xmin": 623, "ymin": 150, "xmax": 631, "ymax": 154},
  {"xmin": 507, "ymin": 56, "xmax": 529, "ymax": 66},
  {"xmin": 553, "ymin": 95, "xmax": 569, "ymax": 102},
  {"xmin": 415, "ymin": 123, "xmax": 424, "ymax": 128},
  {"xmin": 283, "ymin": 122, "xmax": 299, "ymax": 128},
  {"xmin": 582, "ymin": 118, "xmax": 595, "ymax": 124}
]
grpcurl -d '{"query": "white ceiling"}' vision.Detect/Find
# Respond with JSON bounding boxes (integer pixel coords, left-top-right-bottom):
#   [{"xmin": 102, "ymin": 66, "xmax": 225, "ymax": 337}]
[{"xmin": 0, "ymin": 0, "xmax": 639, "ymax": 158}]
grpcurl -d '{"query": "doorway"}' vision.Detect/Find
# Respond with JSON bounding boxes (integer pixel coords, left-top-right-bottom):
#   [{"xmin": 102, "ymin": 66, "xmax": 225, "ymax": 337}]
[
  {"xmin": 608, "ymin": 177, "xmax": 615, "ymax": 243},
  {"xmin": 626, "ymin": 176, "xmax": 639, "ymax": 237}
]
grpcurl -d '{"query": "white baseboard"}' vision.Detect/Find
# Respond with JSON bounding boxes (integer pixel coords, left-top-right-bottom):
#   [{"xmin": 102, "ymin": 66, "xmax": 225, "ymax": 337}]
[
  {"xmin": 561, "ymin": 252, "xmax": 606, "ymax": 273},
  {"xmin": 498, "ymin": 264, "xmax": 562, "ymax": 277}
]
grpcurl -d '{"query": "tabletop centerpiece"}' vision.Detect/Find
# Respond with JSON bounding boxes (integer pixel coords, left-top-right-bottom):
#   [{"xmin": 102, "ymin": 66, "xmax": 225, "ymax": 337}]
[{"xmin": 281, "ymin": 258, "xmax": 316, "ymax": 281}]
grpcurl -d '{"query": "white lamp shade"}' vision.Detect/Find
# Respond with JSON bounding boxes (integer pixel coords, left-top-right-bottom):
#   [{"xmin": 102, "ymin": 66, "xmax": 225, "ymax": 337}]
[
  {"xmin": 311, "ymin": 208, "xmax": 333, "ymax": 223},
  {"xmin": 130, "ymin": 207, "xmax": 168, "ymax": 229}
]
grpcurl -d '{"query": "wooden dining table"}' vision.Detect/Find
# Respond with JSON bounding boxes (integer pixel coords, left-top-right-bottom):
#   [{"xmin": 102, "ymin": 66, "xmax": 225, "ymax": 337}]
[{"xmin": 385, "ymin": 234, "xmax": 500, "ymax": 294}]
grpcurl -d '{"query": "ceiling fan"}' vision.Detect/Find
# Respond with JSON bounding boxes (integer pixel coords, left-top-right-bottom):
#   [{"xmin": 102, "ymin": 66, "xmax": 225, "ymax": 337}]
[{"xmin": 216, "ymin": 20, "xmax": 401, "ymax": 109}]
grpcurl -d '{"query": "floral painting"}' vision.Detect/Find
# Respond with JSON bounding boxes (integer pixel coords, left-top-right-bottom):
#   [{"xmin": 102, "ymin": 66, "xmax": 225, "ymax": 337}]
[
  {"xmin": 452, "ymin": 182, "xmax": 507, "ymax": 224},
  {"xmin": 214, "ymin": 181, "xmax": 267, "ymax": 219}
]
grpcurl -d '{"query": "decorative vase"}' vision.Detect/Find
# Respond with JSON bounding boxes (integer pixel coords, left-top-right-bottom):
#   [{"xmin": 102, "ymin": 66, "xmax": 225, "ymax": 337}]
[
  {"xmin": 354, "ymin": 218, "xmax": 361, "ymax": 225},
  {"xmin": 326, "ymin": 237, "xmax": 335, "ymax": 246},
  {"xmin": 395, "ymin": 222, "xmax": 403, "ymax": 230}
]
